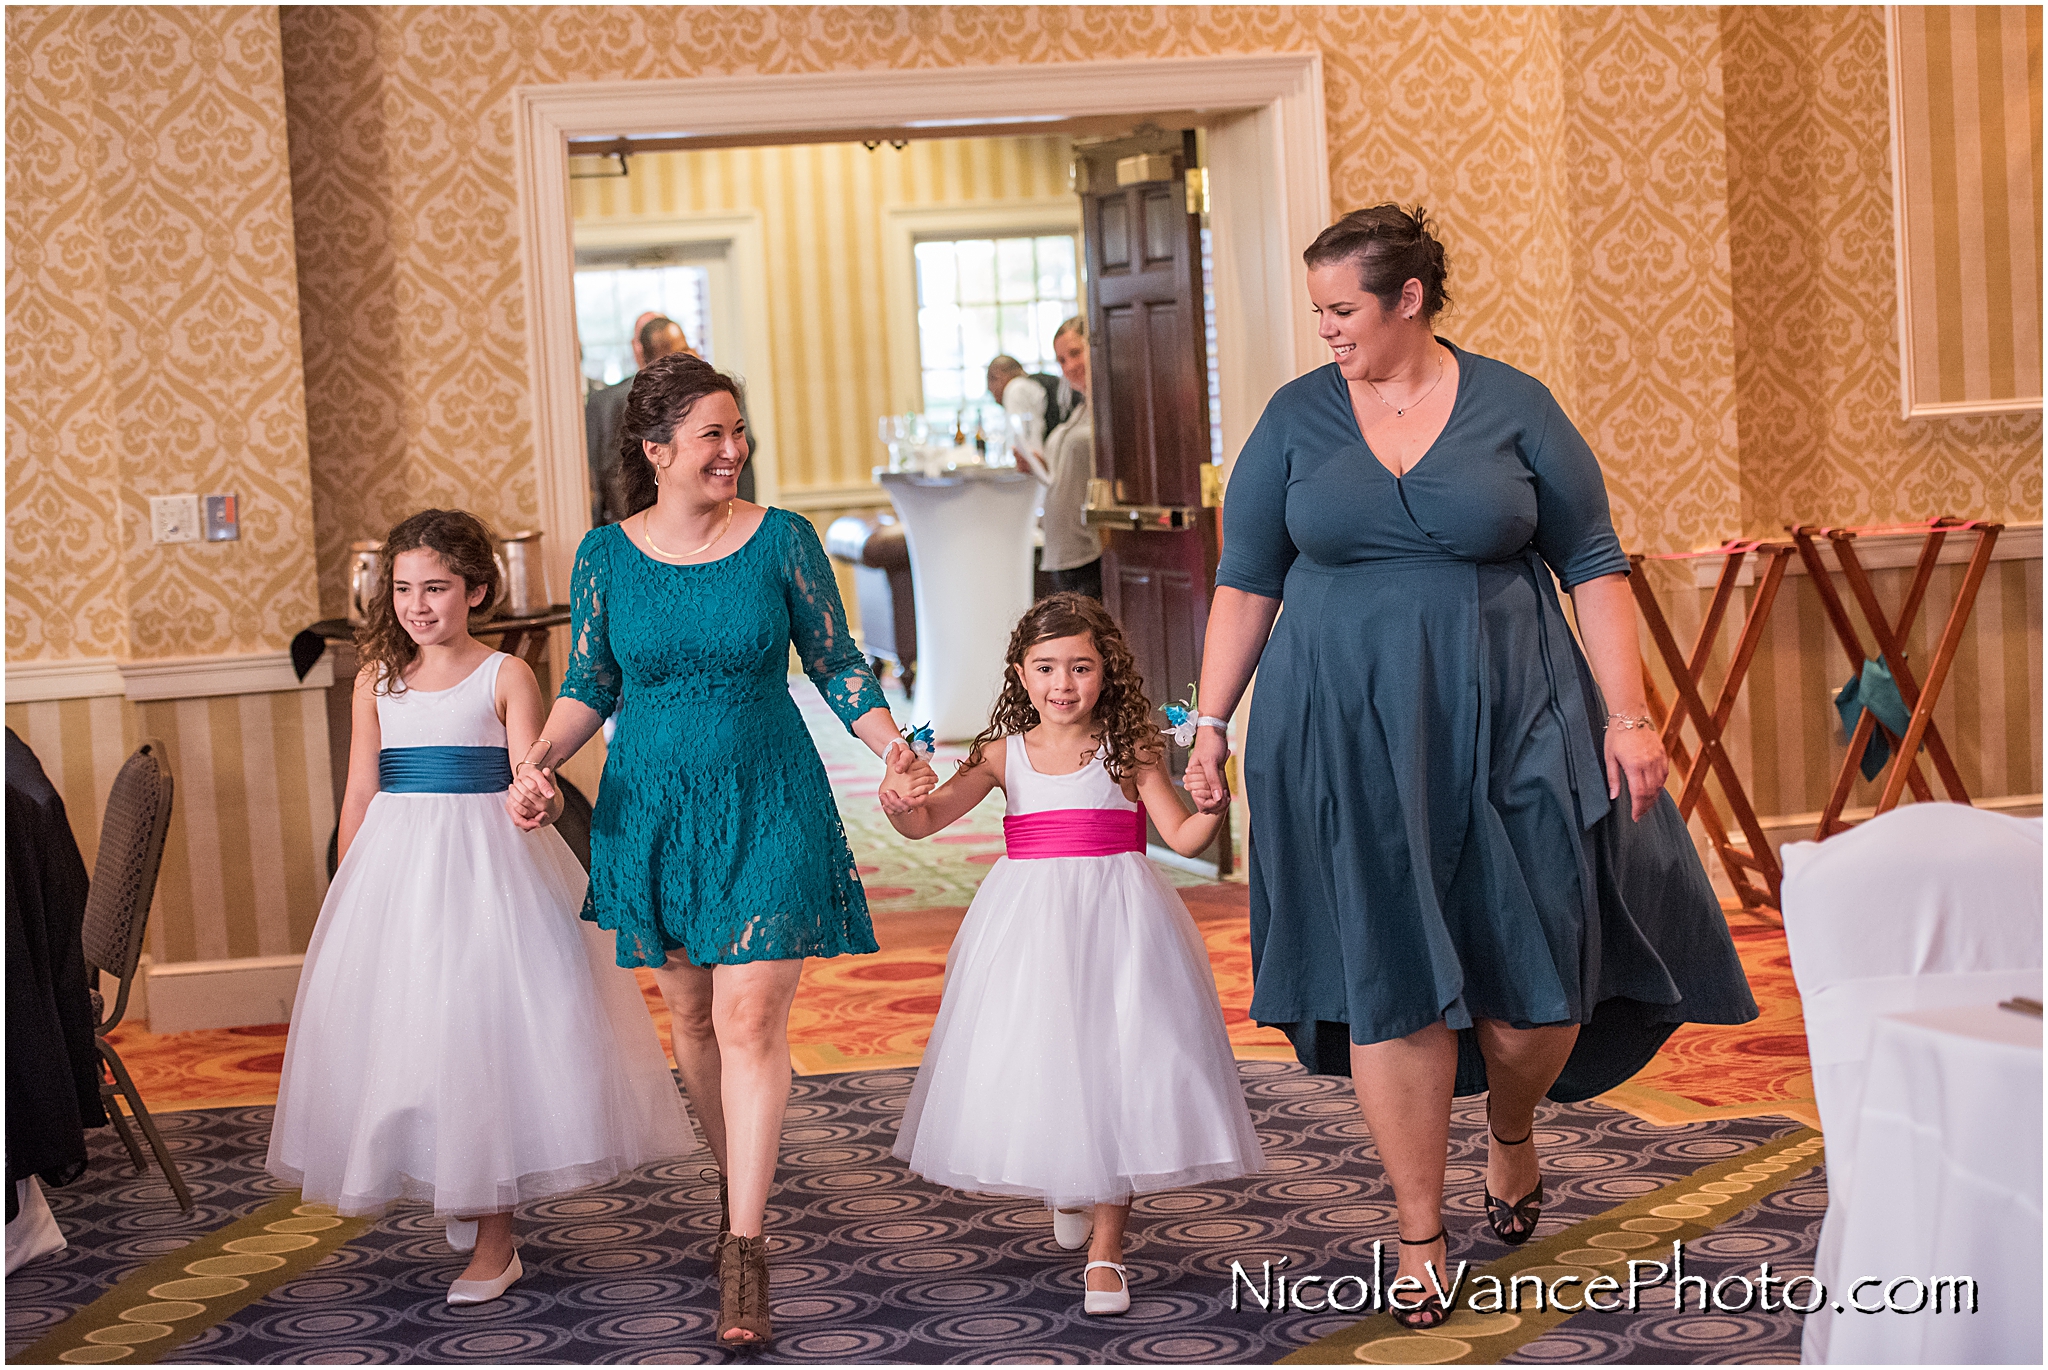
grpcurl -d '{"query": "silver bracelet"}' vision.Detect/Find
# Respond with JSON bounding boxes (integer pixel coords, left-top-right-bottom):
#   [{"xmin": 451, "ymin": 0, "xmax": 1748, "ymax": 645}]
[
  {"xmin": 1197, "ymin": 715, "xmax": 1232, "ymax": 731},
  {"xmin": 1606, "ymin": 712, "xmax": 1655, "ymax": 731}
]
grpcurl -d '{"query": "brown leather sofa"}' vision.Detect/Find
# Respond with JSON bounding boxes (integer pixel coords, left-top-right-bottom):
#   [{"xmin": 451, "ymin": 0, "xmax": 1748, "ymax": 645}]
[{"xmin": 825, "ymin": 512, "xmax": 916, "ymax": 693}]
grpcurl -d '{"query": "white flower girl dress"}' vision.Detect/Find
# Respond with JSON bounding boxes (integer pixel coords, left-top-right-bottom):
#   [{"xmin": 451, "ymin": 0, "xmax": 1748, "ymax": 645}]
[
  {"xmin": 267, "ymin": 652, "xmax": 694, "ymax": 1217},
  {"xmin": 894, "ymin": 737, "xmax": 1263, "ymax": 1208}
]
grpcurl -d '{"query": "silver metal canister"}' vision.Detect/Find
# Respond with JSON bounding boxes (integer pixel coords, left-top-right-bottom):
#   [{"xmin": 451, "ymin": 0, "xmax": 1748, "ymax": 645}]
[
  {"xmin": 496, "ymin": 530, "xmax": 550, "ymax": 618},
  {"xmin": 345, "ymin": 541, "xmax": 384, "ymax": 626}
]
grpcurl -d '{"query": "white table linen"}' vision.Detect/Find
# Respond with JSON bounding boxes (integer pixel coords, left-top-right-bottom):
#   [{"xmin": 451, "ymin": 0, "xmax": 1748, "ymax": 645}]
[
  {"xmin": 1815, "ymin": 1005, "xmax": 2041, "ymax": 1364},
  {"xmin": 877, "ymin": 468, "xmax": 1039, "ymax": 741},
  {"xmin": 1780, "ymin": 803, "xmax": 2044, "ymax": 1364}
]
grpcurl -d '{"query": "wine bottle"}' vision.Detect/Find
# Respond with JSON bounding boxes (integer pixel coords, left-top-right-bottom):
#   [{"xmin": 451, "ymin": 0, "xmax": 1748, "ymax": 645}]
[{"xmin": 973, "ymin": 412, "xmax": 988, "ymax": 457}]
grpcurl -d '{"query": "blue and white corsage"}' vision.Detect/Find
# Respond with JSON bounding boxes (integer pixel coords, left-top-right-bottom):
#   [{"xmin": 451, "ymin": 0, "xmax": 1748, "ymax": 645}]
[
  {"xmin": 900, "ymin": 721, "xmax": 936, "ymax": 760},
  {"xmin": 1160, "ymin": 685, "xmax": 1199, "ymax": 748}
]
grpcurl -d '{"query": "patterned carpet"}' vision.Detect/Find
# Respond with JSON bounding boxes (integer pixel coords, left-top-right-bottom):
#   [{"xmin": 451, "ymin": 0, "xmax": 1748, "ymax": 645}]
[{"xmin": 10, "ymin": 1067, "xmax": 1820, "ymax": 1365}]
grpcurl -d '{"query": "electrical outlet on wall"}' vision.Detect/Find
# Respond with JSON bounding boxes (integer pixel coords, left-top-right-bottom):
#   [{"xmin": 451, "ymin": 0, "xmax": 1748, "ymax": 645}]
[{"xmin": 150, "ymin": 495, "xmax": 202, "ymax": 544}]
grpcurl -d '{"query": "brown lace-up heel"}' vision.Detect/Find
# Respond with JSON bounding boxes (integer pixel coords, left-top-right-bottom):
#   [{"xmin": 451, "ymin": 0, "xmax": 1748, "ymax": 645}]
[{"xmin": 716, "ymin": 1233, "xmax": 773, "ymax": 1350}]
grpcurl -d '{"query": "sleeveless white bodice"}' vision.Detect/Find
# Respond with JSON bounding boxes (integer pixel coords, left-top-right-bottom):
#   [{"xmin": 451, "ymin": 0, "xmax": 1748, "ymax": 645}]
[
  {"xmin": 376, "ymin": 653, "xmax": 508, "ymax": 750},
  {"xmin": 1002, "ymin": 735, "xmax": 1139, "ymax": 816}
]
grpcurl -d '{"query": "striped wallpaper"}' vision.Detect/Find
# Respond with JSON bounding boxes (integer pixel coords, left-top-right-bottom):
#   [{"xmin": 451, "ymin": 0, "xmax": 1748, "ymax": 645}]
[
  {"xmin": 5, "ymin": 688, "xmax": 335, "ymax": 966},
  {"xmin": 1635, "ymin": 547, "xmax": 2042, "ymax": 823},
  {"xmin": 570, "ymin": 135, "xmax": 1073, "ymax": 494},
  {"xmin": 1890, "ymin": 5, "xmax": 2044, "ymax": 413}
]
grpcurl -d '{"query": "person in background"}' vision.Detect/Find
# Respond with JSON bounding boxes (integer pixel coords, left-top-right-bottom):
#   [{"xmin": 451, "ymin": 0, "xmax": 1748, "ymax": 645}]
[
  {"xmin": 987, "ymin": 354, "xmax": 1074, "ymax": 448},
  {"xmin": 1033, "ymin": 318, "xmax": 1102, "ymax": 600}
]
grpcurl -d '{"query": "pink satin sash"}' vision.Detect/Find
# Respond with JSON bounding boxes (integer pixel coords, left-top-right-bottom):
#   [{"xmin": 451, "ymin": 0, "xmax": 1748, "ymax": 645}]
[{"xmin": 1003, "ymin": 807, "xmax": 1146, "ymax": 859}]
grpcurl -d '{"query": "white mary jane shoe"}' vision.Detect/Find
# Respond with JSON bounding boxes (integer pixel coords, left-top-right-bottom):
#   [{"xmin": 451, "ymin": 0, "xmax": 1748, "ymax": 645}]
[
  {"xmin": 1052, "ymin": 1207, "xmax": 1093, "ymax": 1251},
  {"xmin": 446, "ymin": 1250, "xmax": 523, "ymax": 1305},
  {"xmin": 1082, "ymin": 1260, "xmax": 1130, "ymax": 1316},
  {"xmin": 446, "ymin": 1217, "xmax": 477, "ymax": 1252}
]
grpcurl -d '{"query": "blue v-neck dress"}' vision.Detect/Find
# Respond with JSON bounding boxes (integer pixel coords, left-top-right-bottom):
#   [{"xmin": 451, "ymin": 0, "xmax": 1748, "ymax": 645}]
[
  {"xmin": 1218, "ymin": 345, "xmax": 1756, "ymax": 1100},
  {"xmin": 560, "ymin": 509, "xmax": 886, "ymax": 969}
]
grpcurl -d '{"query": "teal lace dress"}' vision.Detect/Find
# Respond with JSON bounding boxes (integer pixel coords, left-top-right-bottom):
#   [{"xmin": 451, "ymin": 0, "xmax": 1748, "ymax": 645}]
[{"xmin": 560, "ymin": 508, "xmax": 888, "ymax": 968}]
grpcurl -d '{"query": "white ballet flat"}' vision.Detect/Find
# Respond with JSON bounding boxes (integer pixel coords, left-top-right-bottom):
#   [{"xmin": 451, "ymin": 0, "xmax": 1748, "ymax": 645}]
[
  {"xmin": 1052, "ymin": 1207, "xmax": 1093, "ymax": 1250},
  {"xmin": 1083, "ymin": 1260, "xmax": 1130, "ymax": 1316},
  {"xmin": 445, "ymin": 1217, "xmax": 477, "ymax": 1252},
  {"xmin": 446, "ymin": 1250, "xmax": 522, "ymax": 1305}
]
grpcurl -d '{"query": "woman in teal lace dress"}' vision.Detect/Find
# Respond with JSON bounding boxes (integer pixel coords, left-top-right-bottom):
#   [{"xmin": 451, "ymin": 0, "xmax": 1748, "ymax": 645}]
[{"xmin": 508, "ymin": 353, "xmax": 932, "ymax": 1349}]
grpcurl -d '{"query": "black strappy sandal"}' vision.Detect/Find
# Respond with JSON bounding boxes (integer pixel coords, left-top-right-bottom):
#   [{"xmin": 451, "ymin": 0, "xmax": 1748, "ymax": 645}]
[
  {"xmin": 1389, "ymin": 1229, "xmax": 1452, "ymax": 1329},
  {"xmin": 1484, "ymin": 1125, "xmax": 1544, "ymax": 1246}
]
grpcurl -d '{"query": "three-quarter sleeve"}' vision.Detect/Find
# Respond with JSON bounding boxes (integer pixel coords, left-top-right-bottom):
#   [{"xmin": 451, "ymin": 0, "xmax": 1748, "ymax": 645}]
[
  {"xmin": 559, "ymin": 529, "xmax": 623, "ymax": 717},
  {"xmin": 781, "ymin": 513, "xmax": 889, "ymax": 730},
  {"xmin": 1526, "ymin": 394, "xmax": 1630, "ymax": 589},
  {"xmin": 1215, "ymin": 404, "xmax": 1299, "ymax": 599}
]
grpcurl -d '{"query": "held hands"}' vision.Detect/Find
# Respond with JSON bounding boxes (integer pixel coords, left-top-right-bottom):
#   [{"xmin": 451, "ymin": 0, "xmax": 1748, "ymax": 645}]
[
  {"xmin": 1605, "ymin": 724, "xmax": 1669, "ymax": 822},
  {"xmin": 506, "ymin": 763, "xmax": 560, "ymax": 831},
  {"xmin": 1183, "ymin": 728, "xmax": 1233, "ymax": 815},
  {"xmin": 877, "ymin": 740, "xmax": 938, "ymax": 815}
]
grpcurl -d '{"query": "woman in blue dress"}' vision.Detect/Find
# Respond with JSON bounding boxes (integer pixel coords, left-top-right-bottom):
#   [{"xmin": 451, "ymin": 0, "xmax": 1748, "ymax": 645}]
[
  {"xmin": 1183, "ymin": 206, "xmax": 1755, "ymax": 1327},
  {"xmin": 508, "ymin": 352, "xmax": 934, "ymax": 1348}
]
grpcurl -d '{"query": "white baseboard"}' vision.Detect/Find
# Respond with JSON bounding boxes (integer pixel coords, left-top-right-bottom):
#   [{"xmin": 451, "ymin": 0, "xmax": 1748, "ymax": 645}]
[{"xmin": 145, "ymin": 954, "xmax": 302, "ymax": 1034}]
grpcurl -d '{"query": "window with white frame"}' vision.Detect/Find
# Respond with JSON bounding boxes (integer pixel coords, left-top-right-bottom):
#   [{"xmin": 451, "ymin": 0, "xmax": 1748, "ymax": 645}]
[
  {"xmin": 573, "ymin": 264, "xmax": 714, "ymax": 387},
  {"xmin": 914, "ymin": 233, "xmax": 1080, "ymax": 435}
]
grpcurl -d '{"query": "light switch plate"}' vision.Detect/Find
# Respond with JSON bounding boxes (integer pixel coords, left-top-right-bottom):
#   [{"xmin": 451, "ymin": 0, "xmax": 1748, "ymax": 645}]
[
  {"xmin": 203, "ymin": 493, "xmax": 239, "ymax": 541},
  {"xmin": 150, "ymin": 495, "xmax": 201, "ymax": 544}
]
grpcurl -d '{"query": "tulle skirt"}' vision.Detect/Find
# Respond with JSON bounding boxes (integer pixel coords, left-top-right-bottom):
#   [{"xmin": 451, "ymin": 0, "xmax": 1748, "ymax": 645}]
[
  {"xmin": 894, "ymin": 852, "xmax": 1264, "ymax": 1208},
  {"xmin": 266, "ymin": 791, "xmax": 695, "ymax": 1216}
]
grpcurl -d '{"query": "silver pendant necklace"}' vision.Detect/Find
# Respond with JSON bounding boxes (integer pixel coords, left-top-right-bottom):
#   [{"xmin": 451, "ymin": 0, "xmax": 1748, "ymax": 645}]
[{"xmin": 1366, "ymin": 349, "xmax": 1444, "ymax": 417}]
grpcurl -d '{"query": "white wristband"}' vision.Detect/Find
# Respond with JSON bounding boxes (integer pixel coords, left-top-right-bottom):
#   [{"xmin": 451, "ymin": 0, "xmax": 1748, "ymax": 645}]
[{"xmin": 1197, "ymin": 715, "xmax": 1231, "ymax": 731}]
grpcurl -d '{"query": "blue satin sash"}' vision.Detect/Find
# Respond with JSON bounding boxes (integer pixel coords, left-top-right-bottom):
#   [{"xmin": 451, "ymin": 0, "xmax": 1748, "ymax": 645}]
[{"xmin": 378, "ymin": 746, "xmax": 512, "ymax": 794}]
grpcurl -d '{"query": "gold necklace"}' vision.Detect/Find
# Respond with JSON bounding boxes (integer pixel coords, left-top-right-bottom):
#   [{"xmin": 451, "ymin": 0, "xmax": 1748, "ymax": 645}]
[
  {"xmin": 1366, "ymin": 348, "xmax": 1445, "ymax": 417},
  {"xmin": 642, "ymin": 501, "xmax": 733, "ymax": 559}
]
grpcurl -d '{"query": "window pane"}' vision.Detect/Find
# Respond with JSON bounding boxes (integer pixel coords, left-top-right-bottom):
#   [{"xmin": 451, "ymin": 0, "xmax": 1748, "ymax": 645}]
[
  {"xmin": 1037, "ymin": 235, "xmax": 1078, "ymax": 300},
  {"xmin": 996, "ymin": 236, "xmax": 1036, "ymax": 304},
  {"xmin": 915, "ymin": 241, "xmax": 956, "ymax": 310},
  {"xmin": 955, "ymin": 239, "xmax": 998, "ymax": 305},
  {"xmin": 912, "ymin": 230, "xmax": 1080, "ymax": 423},
  {"xmin": 918, "ymin": 304, "xmax": 963, "ymax": 369},
  {"xmin": 998, "ymin": 306, "xmax": 1039, "ymax": 362},
  {"xmin": 958, "ymin": 305, "xmax": 1001, "ymax": 382}
]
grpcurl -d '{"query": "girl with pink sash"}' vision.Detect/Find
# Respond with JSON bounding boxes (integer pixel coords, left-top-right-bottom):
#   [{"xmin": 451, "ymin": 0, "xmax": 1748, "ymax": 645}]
[{"xmin": 884, "ymin": 594, "xmax": 1263, "ymax": 1316}]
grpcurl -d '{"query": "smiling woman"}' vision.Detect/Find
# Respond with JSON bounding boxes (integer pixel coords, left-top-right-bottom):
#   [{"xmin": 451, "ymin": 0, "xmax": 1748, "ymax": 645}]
[
  {"xmin": 1183, "ymin": 204, "xmax": 1760, "ymax": 1331},
  {"xmin": 502, "ymin": 351, "xmax": 938, "ymax": 1350}
]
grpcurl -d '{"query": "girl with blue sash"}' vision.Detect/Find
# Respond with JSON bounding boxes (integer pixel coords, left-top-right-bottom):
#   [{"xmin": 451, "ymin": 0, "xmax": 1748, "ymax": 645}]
[{"xmin": 267, "ymin": 510, "xmax": 694, "ymax": 1306}]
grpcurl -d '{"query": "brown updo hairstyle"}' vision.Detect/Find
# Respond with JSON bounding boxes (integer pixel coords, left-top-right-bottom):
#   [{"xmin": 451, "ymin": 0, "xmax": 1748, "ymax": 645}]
[
  {"xmin": 965, "ymin": 592, "xmax": 1159, "ymax": 782},
  {"xmin": 1302, "ymin": 203, "xmax": 1452, "ymax": 320},
  {"xmin": 611, "ymin": 351, "xmax": 745, "ymax": 518},
  {"xmin": 355, "ymin": 508, "xmax": 502, "ymax": 695}
]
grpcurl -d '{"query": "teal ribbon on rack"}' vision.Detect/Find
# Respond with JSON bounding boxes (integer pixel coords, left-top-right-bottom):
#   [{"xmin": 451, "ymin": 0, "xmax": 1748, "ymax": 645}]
[{"xmin": 1834, "ymin": 657, "xmax": 1914, "ymax": 781}]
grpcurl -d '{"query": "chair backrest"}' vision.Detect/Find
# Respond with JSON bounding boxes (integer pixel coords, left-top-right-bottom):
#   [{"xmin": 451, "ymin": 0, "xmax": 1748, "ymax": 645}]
[
  {"xmin": 1781, "ymin": 802, "xmax": 2043, "ymax": 1204},
  {"xmin": 80, "ymin": 740, "xmax": 175, "ymax": 1032}
]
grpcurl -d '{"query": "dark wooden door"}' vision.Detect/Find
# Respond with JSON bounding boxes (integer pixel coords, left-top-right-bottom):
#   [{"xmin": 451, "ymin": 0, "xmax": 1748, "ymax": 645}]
[{"xmin": 1077, "ymin": 130, "xmax": 1228, "ymax": 872}]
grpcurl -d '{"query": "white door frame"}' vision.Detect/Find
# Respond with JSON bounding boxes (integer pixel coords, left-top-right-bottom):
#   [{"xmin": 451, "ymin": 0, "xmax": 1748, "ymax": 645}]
[{"xmin": 512, "ymin": 52, "xmax": 1332, "ymax": 598}]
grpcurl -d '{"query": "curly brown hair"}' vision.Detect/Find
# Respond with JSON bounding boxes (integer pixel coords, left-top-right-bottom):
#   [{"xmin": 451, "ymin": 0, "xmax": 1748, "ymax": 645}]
[
  {"xmin": 354, "ymin": 509, "xmax": 500, "ymax": 695},
  {"xmin": 611, "ymin": 351, "xmax": 745, "ymax": 519},
  {"xmin": 964, "ymin": 593, "xmax": 1160, "ymax": 782}
]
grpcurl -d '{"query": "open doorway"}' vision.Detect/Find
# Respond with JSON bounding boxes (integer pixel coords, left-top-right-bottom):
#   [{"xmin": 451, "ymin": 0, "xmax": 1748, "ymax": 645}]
[{"xmin": 513, "ymin": 53, "xmax": 1332, "ymax": 600}]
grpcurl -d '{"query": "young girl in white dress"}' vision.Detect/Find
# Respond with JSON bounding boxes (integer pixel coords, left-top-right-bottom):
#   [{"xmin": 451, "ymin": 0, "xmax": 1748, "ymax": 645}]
[
  {"xmin": 885, "ymin": 593, "xmax": 1264, "ymax": 1315},
  {"xmin": 267, "ymin": 510, "xmax": 694, "ymax": 1305}
]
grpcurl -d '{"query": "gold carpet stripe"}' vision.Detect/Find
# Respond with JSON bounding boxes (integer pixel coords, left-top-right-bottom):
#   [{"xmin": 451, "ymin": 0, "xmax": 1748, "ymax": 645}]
[
  {"xmin": 1280, "ymin": 1127, "xmax": 1824, "ymax": 1365},
  {"xmin": 18, "ymin": 1195, "xmax": 368, "ymax": 1365}
]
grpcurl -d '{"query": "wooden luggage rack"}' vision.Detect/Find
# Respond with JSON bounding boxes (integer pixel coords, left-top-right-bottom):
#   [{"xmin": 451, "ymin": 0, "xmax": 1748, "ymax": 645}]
[
  {"xmin": 1787, "ymin": 517, "xmax": 2002, "ymax": 837},
  {"xmin": 1628, "ymin": 540, "xmax": 1796, "ymax": 921}
]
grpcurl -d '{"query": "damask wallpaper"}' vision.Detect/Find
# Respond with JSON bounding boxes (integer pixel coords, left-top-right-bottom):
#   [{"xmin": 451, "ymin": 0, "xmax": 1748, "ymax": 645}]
[
  {"xmin": 1724, "ymin": 6, "xmax": 2041, "ymax": 532},
  {"xmin": 5, "ymin": 5, "xmax": 319, "ymax": 662}
]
